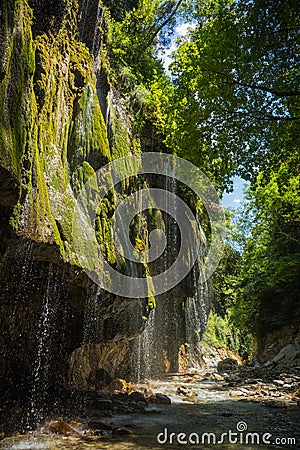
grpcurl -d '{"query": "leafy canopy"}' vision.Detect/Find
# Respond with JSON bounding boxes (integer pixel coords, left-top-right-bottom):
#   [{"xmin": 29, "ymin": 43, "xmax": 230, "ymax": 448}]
[{"xmin": 158, "ymin": 0, "xmax": 300, "ymax": 187}]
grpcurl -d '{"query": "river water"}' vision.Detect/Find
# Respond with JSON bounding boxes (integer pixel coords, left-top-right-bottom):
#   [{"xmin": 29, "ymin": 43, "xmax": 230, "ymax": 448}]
[{"xmin": 1, "ymin": 376, "xmax": 299, "ymax": 450}]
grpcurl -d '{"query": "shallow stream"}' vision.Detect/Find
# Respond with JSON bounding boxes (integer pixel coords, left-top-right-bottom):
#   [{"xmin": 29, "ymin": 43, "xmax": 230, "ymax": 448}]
[{"xmin": 1, "ymin": 377, "xmax": 299, "ymax": 449}]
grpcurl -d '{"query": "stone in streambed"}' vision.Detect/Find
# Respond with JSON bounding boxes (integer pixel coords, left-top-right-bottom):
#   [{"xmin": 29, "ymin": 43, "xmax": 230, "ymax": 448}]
[
  {"xmin": 210, "ymin": 373, "xmax": 224, "ymax": 381},
  {"xmin": 129, "ymin": 391, "xmax": 148, "ymax": 404},
  {"xmin": 217, "ymin": 358, "xmax": 239, "ymax": 373},
  {"xmin": 107, "ymin": 378, "xmax": 128, "ymax": 392},
  {"xmin": 154, "ymin": 394, "xmax": 172, "ymax": 405},
  {"xmin": 111, "ymin": 392, "xmax": 129, "ymax": 403},
  {"xmin": 134, "ymin": 401, "xmax": 147, "ymax": 412},
  {"xmin": 176, "ymin": 386, "xmax": 189, "ymax": 396},
  {"xmin": 48, "ymin": 420, "xmax": 80, "ymax": 435}
]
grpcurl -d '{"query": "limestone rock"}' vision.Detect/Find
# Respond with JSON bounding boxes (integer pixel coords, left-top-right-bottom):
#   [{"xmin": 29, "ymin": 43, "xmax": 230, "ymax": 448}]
[
  {"xmin": 129, "ymin": 391, "xmax": 148, "ymax": 404},
  {"xmin": 217, "ymin": 358, "xmax": 239, "ymax": 373},
  {"xmin": 154, "ymin": 394, "xmax": 172, "ymax": 404},
  {"xmin": 48, "ymin": 420, "xmax": 79, "ymax": 436},
  {"xmin": 107, "ymin": 378, "xmax": 128, "ymax": 392},
  {"xmin": 68, "ymin": 342, "xmax": 128, "ymax": 390}
]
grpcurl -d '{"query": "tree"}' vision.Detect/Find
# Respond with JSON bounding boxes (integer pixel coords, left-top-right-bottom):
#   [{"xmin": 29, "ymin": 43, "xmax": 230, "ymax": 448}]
[
  {"xmin": 232, "ymin": 156, "xmax": 300, "ymax": 337},
  {"xmin": 102, "ymin": 0, "xmax": 139, "ymax": 21},
  {"xmin": 109, "ymin": 0, "xmax": 185, "ymax": 75},
  {"xmin": 159, "ymin": 0, "xmax": 300, "ymax": 186}
]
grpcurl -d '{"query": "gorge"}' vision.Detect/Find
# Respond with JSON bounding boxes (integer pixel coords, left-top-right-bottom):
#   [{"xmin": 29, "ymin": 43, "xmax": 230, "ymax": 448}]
[
  {"xmin": 0, "ymin": 0, "xmax": 299, "ymax": 447},
  {"xmin": 0, "ymin": 0, "xmax": 211, "ymax": 431}
]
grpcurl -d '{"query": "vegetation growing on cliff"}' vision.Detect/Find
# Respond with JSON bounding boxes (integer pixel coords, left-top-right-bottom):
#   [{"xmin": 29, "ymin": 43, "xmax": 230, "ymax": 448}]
[
  {"xmin": 118, "ymin": 0, "xmax": 299, "ymax": 350},
  {"xmin": 0, "ymin": 0, "xmax": 299, "ymax": 359}
]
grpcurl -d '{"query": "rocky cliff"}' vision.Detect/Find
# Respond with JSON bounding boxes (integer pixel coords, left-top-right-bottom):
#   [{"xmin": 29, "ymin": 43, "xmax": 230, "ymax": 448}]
[
  {"xmin": 0, "ymin": 0, "xmax": 204, "ymax": 426},
  {"xmin": 0, "ymin": 0, "xmax": 141, "ymax": 415}
]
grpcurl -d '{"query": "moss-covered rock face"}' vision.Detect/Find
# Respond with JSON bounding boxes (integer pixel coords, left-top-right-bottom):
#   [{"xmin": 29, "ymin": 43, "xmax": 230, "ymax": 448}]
[
  {"xmin": 0, "ymin": 0, "xmax": 158, "ymax": 417},
  {"xmin": 0, "ymin": 0, "xmax": 113, "ymax": 257},
  {"xmin": 0, "ymin": 1, "xmax": 202, "ymax": 426}
]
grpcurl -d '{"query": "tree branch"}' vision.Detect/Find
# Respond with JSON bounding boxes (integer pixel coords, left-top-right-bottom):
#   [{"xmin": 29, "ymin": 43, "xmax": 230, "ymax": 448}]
[
  {"xmin": 233, "ymin": 81, "xmax": 300, "ymax": 98},
  {"xmin": 142, "ymin": 0, "xmax": 183, "ymax": 51},
  {"xmin": 250, "ymin": 114, "xmax": 300, "ymax": 121}
]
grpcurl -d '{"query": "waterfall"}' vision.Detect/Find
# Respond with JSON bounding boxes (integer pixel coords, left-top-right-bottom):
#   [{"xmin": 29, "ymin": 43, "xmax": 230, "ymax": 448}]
[
  {"xmin": 133, "ymin": 161, "xmax": 181, "ymax": 379},
  {"xmin": 166, "ymin": 160, "xmax": 179, "ymax": 348},
  {"xmin": 80, "ymin": 0, "xmax": 104, "ymax": 67},
  {"xmin": 134, "ymin": 310, "xmax": 156, "ymax": 382},
  {"xmin": 83, "ymin": 284, "xmax": 102, "ymax": 345},
  {"xmin": 185, "ymin": 249, "xmax": 208, "ymax": 347},
  {"xmin": 132, "ymin": 160, "xmax": 209, "ymax": 379},
  {"xmin": 105, "ymin": 92, "xmax": 111, "ymax": 129},
  {"xmin": 29, "ymin": 263, "xmax": 59, "ymax": 425}
]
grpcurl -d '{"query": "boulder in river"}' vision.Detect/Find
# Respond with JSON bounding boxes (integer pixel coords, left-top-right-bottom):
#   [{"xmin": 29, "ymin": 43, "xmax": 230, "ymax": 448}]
[
  {"xmin": 47, "ymin": 420, "xmax": 79, "ymax": 436},
  {"xmin": 217, "ymin": 358, "xmax": 239, "ymax": 373},
  {"xmin": 129, "ymin": 391, "xmax": 148, "ymax": 404},
  {"xmin": 153, "ymin": 393, "xmax": 172, "ymax": 404}
]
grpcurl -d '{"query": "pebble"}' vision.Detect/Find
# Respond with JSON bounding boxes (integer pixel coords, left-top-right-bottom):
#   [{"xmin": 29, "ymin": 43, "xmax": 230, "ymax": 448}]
[{"xmin": 176, "ymin": 386, "xmax": 189, "ymax": 395}]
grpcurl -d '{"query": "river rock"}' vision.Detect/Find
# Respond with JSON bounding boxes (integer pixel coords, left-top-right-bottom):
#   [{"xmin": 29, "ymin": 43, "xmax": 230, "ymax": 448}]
[
  {"xmin": 229, "ymin": 390, "xmax": 244, "ymax": 397},
  {"xmin": 48, "ymin": 420, "xmax": 79, "ymax": 435},
  {"xmin": 134, "ymin": 401, "xmax": 147, "ymax": 412},
  {"xmin": 210, "ymin": 373, "xmax": 224, "ymax": 381},
  {"xmin": 155, "ymin": 394, "xmax": 172, "ymax": 405},
  {"xmin": 148, "ymin": 393, "xmax": 172, "ymax": 404},
  {"xmin": 107, "ymin": 378, "xmax": 128, "ymax": 392},
  {"xmin": 111, "ymin": 392, "xmax": 129, "ymax": 402},
  {"xmin": 176, "ymin": 386, "xmax": 189, "ymax": 395},
  {"xmin": 217, "ymin": 358, "xmax": 239, "ymax": 373},
  {"xmin": 129, "ymin": 391, "xmax": 148, "ymax": 404},
  {"xmin": 273, "ymin": 379, "xmax": 284, "ymax": 386}
]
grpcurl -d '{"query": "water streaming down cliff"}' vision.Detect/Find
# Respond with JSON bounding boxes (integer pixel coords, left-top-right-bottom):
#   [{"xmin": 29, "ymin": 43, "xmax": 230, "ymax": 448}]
[
  {"xmin": 134, "ymin": 311, "xmax": 156, "ymax": 382},
  {"xmin": 29, "ymin": 263, "xmax": 60, "ymax": 424},
  {"xmin": 132, "ymin": 161, "xmax": 209, "ymax": 378},
  {"xmin": 0, "ymin": 0, "xmax": 212, "ymax": 431},
  {"xmin": 131, "ymin": 166, "xmax": 178, "ymax": 380},
  {"xmin": 184, "ymin": 242, "xmax": 209, "ymax": 369},
  {"xmin": 83, "ymin": 285, "xmax": 103, "ymax": 345}
]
